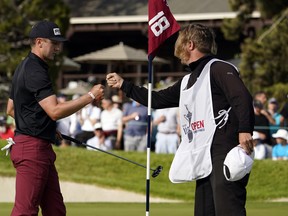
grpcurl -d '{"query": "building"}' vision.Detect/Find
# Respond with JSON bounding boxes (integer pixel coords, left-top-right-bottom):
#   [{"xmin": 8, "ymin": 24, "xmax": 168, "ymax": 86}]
[{"xmin": 61, "ymin": 0, "xmax": 265, "ymax": 86}]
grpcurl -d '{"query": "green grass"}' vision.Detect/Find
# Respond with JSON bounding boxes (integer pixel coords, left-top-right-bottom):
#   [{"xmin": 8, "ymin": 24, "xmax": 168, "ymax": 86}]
[
  {"xmin": 1, "ymin": 140, "xmax": 288, "ymax": 202},
  {"xmin": 1, "ymin": 202, "xmax": 288, "ymax": 216}
]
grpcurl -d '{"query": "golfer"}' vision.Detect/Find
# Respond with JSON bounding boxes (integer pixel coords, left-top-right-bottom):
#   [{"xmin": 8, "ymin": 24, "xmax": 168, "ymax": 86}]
[
  {"xmin": 6, "ymin": 20, "xmax": 104, "ymax": 216},
  {"xmin": 107, "ymin": 24, "xmax": 254, "ymax": 216}
]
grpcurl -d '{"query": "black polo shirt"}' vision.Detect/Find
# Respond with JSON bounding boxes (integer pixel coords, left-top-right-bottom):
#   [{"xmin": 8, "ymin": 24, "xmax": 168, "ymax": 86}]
[{"xmin": 10, "ymin": 52, "xmax": 56, "ymax": 143}]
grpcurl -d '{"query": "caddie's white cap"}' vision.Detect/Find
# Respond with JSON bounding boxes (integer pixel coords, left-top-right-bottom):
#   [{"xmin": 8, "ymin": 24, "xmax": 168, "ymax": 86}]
[{"xmin": 223, "ymin": 145, "xmax": 254, "ymax": 181}]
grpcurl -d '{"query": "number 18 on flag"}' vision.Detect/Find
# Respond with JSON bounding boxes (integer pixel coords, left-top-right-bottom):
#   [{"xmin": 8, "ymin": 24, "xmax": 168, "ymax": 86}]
[{"xmin": 148, "ymin": 0, "xmax": 180, "ymax": 59}]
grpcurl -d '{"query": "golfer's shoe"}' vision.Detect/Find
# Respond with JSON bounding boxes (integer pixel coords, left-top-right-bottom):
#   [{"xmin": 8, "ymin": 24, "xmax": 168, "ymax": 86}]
[{"xmin": 1, "ymin": 137, "xmax": 15, "ymax": 156}]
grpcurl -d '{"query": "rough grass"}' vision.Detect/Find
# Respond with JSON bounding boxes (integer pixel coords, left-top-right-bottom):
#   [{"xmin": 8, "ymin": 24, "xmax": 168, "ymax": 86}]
[{"xmin": 1, "ymin": 140, "xmax": 288, "ymax": 202}]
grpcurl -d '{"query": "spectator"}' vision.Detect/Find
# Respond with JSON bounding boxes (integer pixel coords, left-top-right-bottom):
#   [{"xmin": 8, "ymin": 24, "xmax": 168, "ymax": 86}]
[
  {"xmin": 100, "ymin": 97, "xmax": 123, "ymax": 149},
  {"xmin": 254, "ymin": 91, "xmax": 268, "ymax": 105},
  {"xmin": 112, "ymin": 94, "xmax": 123, "ymax": 109},
  {"xmin": 271, "ymin": 129, "xmax": 288, "ymax": 160},
  {"xmin": 69, "ymin": 94, "xmax": 82, "ymax": 139},
  {"xmin": 253, "ymin": 100, "xmax": 272, "ymax": 145},
  {"xmin": 280, "ymin": 94, "xmax": 288, "ymax": 126},
  {"xmin": 56, "ymin": 94, "xmax": 71, "ymax": 147},
  {"xmin": 254, "ymin": 92, "xmax": 275, "ymax": 125},
  {"xmin": 86, "ymin": 122, "xmax": 112, "ymax": 151},
  {"xmin": 75, "ymin": 100, "xmax": 101, "ymax": 146},
  {"xmin": 122, "ymin": 100, "xmax": 148, "ymax": 152},
  {"xmin": 252, "ymin": 131, "xmax": 268, "ymax": 160},
  {"xmin": 267, "ymin": 97, "xmax": 285, "ymax": 137},
  {"xmin": 153, "ymin": 108, "xmax": 180, "ymax": 154}
]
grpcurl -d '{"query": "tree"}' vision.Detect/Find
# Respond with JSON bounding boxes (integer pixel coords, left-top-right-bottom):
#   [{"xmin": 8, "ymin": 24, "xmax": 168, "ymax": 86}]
[
  {"xmin": 0, "ymin": 0, "xmax": 70, "ymax": 96},
  {"xmin": 221, "ymin": 0, "xmax": 288, "ymax": 103}
]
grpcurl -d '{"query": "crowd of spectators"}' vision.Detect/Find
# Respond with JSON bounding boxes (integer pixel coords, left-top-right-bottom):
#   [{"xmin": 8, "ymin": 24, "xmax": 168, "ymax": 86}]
[
  {"xmin": 55, "ymin": 92, "xmax": 181, "ymax": 154},
  {"xmin": 252, "ymin": 91, "xmax": 288, "ymax": 160},
  {"xmin": 1, "ymin": 89, "xmax": 288, "ymax": 157}
]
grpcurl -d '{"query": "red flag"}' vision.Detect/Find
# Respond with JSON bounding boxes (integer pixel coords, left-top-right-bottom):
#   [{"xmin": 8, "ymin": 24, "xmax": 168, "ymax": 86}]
[{"xmin": 148, "ymin": 0, "xmax": 180, "ymax": 59}]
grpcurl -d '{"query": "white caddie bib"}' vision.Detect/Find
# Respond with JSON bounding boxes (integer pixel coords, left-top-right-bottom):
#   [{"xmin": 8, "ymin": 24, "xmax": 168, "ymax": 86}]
[{"xmin": 169, "ymin": 59, "xmax": 231, "ymax": 183}]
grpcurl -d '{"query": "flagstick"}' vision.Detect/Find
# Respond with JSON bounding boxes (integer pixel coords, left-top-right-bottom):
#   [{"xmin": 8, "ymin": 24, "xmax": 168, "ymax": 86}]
[
  {"xmin": 145, "ymin": 55, "xmax": 154, "ymax": 216},
  {"xmin": 146, "ymin": 1, "xmax": 181, "ymax": 214}
]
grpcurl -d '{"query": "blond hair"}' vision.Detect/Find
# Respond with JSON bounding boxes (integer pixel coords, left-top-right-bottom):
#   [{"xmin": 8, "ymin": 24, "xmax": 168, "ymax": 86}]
[{"xmin": 174, "ymin": 24, "xmax": 217, "ymax": 61}]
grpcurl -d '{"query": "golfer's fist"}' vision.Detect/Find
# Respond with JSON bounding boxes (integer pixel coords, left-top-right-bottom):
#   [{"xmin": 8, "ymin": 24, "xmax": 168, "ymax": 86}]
[
  {"xmin": 106, "ymin": 73, "xmax": 123, "ymax": 89},
  {"xmin": 90, "ymin": 84, "xmax": 104, "ymax": 101}
]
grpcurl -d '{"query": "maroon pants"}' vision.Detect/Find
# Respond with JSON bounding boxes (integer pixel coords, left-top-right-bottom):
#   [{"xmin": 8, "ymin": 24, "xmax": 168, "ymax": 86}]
[{"xmin": 10, "ymin": 135, "xmax": 66, "ymax": 216}]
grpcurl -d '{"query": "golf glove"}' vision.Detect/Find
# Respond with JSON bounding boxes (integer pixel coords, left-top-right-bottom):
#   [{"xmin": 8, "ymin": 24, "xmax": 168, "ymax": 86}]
[{"xmin": 1, "ymin": 137, "xmax": 15, "ymax": 156}]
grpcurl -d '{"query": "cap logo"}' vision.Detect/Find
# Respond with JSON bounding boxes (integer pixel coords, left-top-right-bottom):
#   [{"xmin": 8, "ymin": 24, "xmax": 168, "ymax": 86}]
[{"xmin": 53, "ymin": 28, "xmax": 61, "ymax": 36}]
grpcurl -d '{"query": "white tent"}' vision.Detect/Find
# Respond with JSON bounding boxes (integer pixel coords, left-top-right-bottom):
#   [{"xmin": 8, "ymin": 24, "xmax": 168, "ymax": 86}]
[
  {"xmin": 73, "ymin": 42, "xmax": 170, "ymax": 84},
  {"xmin": 62, "ymin": 56, "xmax": 81, "ymax": 71},
  {"xmin": 73, "ymin": 42, "xmax": 169, "ymax": 65}
]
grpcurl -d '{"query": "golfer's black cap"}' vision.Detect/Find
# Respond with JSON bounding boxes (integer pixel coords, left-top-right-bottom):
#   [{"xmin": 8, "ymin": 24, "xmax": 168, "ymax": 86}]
[{"xmin": 29, "ymin": 20, "xmax": 67, "ymax": 42}]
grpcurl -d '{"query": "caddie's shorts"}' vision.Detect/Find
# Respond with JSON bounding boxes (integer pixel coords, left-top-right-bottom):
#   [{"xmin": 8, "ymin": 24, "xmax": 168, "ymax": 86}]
[{"xmin": 10, "ymin": 134, "xmax": 66, "ymax": 216}]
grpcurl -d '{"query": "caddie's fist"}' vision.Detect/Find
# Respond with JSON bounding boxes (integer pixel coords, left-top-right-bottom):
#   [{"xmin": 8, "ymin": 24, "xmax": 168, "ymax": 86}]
[{"xmin": 106, "ymin": 73, "xmax": 124, "ymax": 89}]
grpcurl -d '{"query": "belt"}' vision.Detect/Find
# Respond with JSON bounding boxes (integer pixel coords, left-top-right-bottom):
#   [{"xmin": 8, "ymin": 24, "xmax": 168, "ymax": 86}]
[
  {"xmin": 103, "ymin": 130, "xmax": 117, "ymax": 137},
  {"xmin": 158, "ymin": 131, "xmax": 176, "ymax": 134}
]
